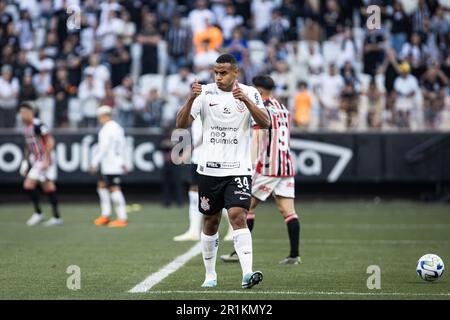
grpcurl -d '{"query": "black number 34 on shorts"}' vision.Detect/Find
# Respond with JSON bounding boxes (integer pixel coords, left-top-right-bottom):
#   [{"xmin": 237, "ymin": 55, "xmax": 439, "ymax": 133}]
[{"xmin": 197, "ymin": 175, "xmax": 252, "ymax": 215}]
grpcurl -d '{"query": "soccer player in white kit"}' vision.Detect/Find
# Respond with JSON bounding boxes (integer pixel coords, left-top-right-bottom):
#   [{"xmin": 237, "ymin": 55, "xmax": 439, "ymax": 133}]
[
  {"xmin": 221, "ymin": 75, "xmax": 301, "ymax": 265},
  {"xmin": 90, "ymin": 106, "xmax": 129, "ymax": 228},
  {"xmin": 19, "ymin": 101, "xmax": 63, "ymax": 226},
  {"xmin": 176, "ymin": 54, "xmax": 270, "ymax": 288}
]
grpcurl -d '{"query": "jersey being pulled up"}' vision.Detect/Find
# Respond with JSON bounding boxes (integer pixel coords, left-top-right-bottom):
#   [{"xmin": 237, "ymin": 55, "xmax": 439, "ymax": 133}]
[
  {"xmin": 91, "ymin": 120, "xmax": 127, "ymax": 175},
  {"xmin": 190, "ymin": 83, "xmax": 265, "ymax": 177}
]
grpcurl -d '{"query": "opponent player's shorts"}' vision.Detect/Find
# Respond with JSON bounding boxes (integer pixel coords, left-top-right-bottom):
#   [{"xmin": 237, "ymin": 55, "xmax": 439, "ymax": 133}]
[
  {"xmin": 251, "ymin": 171, "xmax": 295, "ymax": 201},
  {"xmin": 99, "ymin": 174, "xmax": 122, "ymax": 187},
  {"xmin": 27, "ymin": 160, "xmax": 57, "ymax": 182},
  {"xmin": 187, "ymin": 163, "xmax": 199, "ymax": 186},
  {"xmin": 197, "ymin": 174, "xmax": 252, "ymax": 215}
]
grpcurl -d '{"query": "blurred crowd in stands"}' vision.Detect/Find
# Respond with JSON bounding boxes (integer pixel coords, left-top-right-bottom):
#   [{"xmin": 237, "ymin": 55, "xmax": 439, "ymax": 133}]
[{"xmin": 1, "ymin": 0, "xmax": 450, "ymax": 132}]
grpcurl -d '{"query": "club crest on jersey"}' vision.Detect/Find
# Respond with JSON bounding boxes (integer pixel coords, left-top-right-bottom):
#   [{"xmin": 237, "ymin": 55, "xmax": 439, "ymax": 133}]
[
  {"xmin": 200, "ymin": 196, "xmax": 210, "ymax": 211},
  {"xmin": 235, "ymin": 101, "xmax": 246, "ymax": 113}
]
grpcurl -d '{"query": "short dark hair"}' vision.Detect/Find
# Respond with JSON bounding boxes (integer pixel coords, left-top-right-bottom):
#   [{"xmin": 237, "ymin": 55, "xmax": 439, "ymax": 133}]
[
  {"xmin": 216, "ymin": 54, "xmax": 238, "ymax": 67},
  {"xmin": 20, "ymin": 101, "xmax": 36, "ymax": 112},
  {"xmin": 252, "ymin": 75, "xmax": 275, "ymax": 91}
]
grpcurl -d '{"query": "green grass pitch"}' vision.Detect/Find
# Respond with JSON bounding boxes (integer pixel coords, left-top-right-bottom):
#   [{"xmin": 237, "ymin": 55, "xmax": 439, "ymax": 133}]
[{"xmin": 0, "ymin": 201, "xmax": 449, "ymax": 300}]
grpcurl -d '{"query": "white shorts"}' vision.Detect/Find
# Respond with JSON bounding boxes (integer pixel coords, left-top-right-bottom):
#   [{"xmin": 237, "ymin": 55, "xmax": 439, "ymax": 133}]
[
  {"xmin": 251, "ymin": 172, "xmax": 295, "ymax": 201},
  {"xmin": 27, "ymin": 160, "xmax": 57, "ymax": 182}
]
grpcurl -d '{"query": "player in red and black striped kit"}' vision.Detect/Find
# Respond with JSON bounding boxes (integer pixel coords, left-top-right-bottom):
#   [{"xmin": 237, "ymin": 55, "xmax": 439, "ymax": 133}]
[
  {"xmin": 19, "ymin": 101, "xmax": 62, "ymax": 226},
  {"xmin": 221, "ymin": 75, "xmax": 301, "ymax": 264}
]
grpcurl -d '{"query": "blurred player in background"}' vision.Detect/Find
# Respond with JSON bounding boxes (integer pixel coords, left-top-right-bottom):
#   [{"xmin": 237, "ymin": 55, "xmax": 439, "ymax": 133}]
[
  {"xmin": 221, "ymin": 75, "xmax": 301, "ymax": 265},
  {"xmin": 19, "ymin": 101, "xmax": 63, "ymax": 226},
  {"xmin": 176, "ymin": 54, "xmax": 270, "ymax": 288},
  {"xmin": 90, "ymin": 105, "xmax": 129, "ymax": 228}
]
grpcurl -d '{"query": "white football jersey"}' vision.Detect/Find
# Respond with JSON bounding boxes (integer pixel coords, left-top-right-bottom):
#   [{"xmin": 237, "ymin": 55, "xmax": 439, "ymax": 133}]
[
  {"xmin": 91, "ymin": 120, "xmax": 127, "ymax": 175},
  {"xmin": 190, "ymin": 83, "xmax": 265, "ymax": 177}
]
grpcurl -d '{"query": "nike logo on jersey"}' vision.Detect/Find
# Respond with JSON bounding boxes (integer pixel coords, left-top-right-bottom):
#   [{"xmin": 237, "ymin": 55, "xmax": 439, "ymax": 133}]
[
  {"xmin": 209, "ymin": 103, "xmax": 219, "ymax": 107},
  {"xmin": 239, "ymin": 197, "xmax": 248, "ymax": 200}
]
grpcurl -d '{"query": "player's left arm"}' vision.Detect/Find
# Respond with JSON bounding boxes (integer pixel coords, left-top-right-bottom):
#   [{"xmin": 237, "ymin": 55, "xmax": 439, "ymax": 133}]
[
  {"xmin": 41, "ymin": 134, "xmax": 54, "ymax": 170},
  {"xmin": 232, "ymin": 82, "xmax": 270, "ymax": 129}
]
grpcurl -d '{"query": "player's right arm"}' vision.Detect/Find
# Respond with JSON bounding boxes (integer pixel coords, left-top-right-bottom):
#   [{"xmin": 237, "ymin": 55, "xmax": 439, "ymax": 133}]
[
  {"xmin": 175, "ymin": 80, "xmax": 202, "ymax": 129},
  {"xmin": 89, "ymin": 129, "xmax": 110, "ymax": 174}
]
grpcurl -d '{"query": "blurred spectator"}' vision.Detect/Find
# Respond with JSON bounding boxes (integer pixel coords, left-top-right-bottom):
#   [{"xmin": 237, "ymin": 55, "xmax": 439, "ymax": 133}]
[
  {"xmin": 271, "ymin": 60, "xmax": 294, "ymax": 107},
  {"xmin": 363, "ymin": 28, "xmax": 386, "ymax": 77},
  {"xmin": 336, "ymin": 27, "xmax": 358, "ymax": 68},
  {"xmin": 399, "ymin": 32, "xmax": 430, "ymax": 79},
  {"xmin": 390, "ymin": 1, "xmax": 411, "ymax": 55},
  {"xmin": 44, "ymin": 33, "xmax": 60, "ymax": 59},
  {"xmin": 411, "ymin": 0, "xmax": 430, "ymax": 33},
  {"xmin": 193, "ymin": 19, "xmax": 223, "ymax": 53},
  {"xmin": 137, "ymin": 13, "xmax": 160, "ymax": 75},
  {"xmin": 393, "ymin": 62, "xmax": 419, "ymax": 129},
  {"xmin": 57, "ymin": 40, "xmax": 82, "ymax": 86},
  {"xmin": 17, "ymin": 10, "xmax": 34, "ymax": 50},
  {"xmin": 166, "ymin": 14, "xmax": 193, "ymax": 75},
  {"xmin": 239, "ymin": 50, "xmax": 260, "ymax": 85},
  {"xmin": 157, "ymin": 0, "xmax": 177, "ymax": 24},
  {"xmin": 340, "ymin": 81, "xmax": 360, "ymax": 129},
  {"xmin": 0, "ymin": 65, "xmax": 19, "ymax": 128},
  {"xmin": 223, "ymin": 28, "xmax": 248, "ymax": 63},
  {"xmin": 193, "ymin": 40, "xmax": 219, "ymax": 76},
  {"xmin": 365, "ymin": 79, "xmax": 384, "ymax": 129},
  {"xmin": 188, "ymin": 0, "xmax": 216, "ymax": 34},
  {"xmin": 421, "ymin": 61, "xmax": 449, "ymax": 129},
  {"xmin": 87, "ymin": 53, "xmax": 111, "ymax": 85},
  {"xmin": 78, "ymin": 67, "xmax": 105, "ymax": 127},
  {"xmin": 33, "ymin": 64, "xmax": 54, "ymax": 129},
  {"xmin": 251, "ymin": 0, "xmax": 274, "ymax": 35},
  {"xmin": 18, "ymin": 72, "xmax": 37, "ymax": 106},
  {"xmin": 136, "ymin": 89, "xmax": 166, "ymax": 128},
  {"xmin": 53, "ymin": 68, "xmax": 77, "ymax": 128},
  {"xmin": 220, "ymin": 4, "xmax": 244, "ymax": 42},
  {"xmin": 307, "ymin": 42, "xmax": 325, "ymax": 92},
  {"xmin": 120, "ymin": 9, "xmax": 136, "ymax": 48},
  {"xmin": 430, "ymin": 6, "xmax": 449, "ymax": 55},
  {"xmin": 0, "ymin": 2, "xmax": 13, "ymax": 35},
  {"xmin": 107, "ymin": 38, "xmax": 131, "ymax": 88},
  {"xmin": 96, "ymin": 9, "xmax": 124, "ymax": 52},
  {"xmin": 317, "ymin": 63, "xmax": 345, "ymax": 130},
  {"xmin": 114, "ymin": 76, "xmax": 135, "ymax": 128},
  {"xmin": 322, "ymin": 0, "xmax": 344, "ymax": 40},
  {"xmin": 1, "ymin": 22, "xmax": 19, "ymax": 53},
  {"xmin": 293, "ymin": 81, "xmax": 313, "ymax": 129},
  {"xmin": 167, "ymin": 66, "xmax": 196, "ymax": 120},
  {"xmin": 13, "ymin": 51, "xmax": 35, "ymax": 82},
  {"xmin": 263, "ymin": 9, "xmax": 290, "ymax": 43}
]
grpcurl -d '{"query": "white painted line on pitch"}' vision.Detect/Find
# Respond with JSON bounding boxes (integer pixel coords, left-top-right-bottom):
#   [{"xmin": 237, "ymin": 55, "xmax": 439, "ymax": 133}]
[
  {"xmin": 145, "ymin": 290, "xmax": 450, "ymax": 297},
  {"xmin": 129, "ymin": 242, "xmax": 202, "ymax": 293}
]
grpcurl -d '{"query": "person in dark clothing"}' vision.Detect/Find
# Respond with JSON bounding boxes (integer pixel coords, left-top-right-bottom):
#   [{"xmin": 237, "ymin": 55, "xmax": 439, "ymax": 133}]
[{"xmin": 159, "ymin": 127, "xmax": 184, "ymax": 207}]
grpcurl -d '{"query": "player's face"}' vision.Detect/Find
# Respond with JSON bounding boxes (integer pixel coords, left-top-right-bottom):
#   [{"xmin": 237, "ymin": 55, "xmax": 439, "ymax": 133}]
[
  {"xmin": 19, "ymin": 108, "xmax": 33, "ymax": 124},
  {"xmin": 214, "ymin": 63, "xmax": 238, "ymax": 92}
]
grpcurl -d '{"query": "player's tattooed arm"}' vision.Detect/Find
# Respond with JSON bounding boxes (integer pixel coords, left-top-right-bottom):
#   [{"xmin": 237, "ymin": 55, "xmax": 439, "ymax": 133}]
[
  {"xmin": 233, "ymin": 82, "xmax": 270, "ymax": 129},
  {"xmin": 176, "ymin": 80, "xmax": 202, "ymax": 129}
]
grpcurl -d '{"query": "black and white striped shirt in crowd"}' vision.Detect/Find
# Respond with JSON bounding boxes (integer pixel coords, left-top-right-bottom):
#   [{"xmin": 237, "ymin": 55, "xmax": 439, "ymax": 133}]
[{"xmin": 166, "ymin": 26, "xmax": 192, "ymax": 58}]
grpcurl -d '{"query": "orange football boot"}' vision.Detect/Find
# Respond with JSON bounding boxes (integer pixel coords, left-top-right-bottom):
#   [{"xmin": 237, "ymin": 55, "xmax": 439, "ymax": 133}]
[{"xmin": 94, "ymin": 216, "xmax": 110, "ymax": 226}]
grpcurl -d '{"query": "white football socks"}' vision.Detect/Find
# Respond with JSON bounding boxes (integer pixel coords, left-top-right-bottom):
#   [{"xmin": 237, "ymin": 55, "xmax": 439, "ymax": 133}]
[
  {"xmin": 201, "ymin": 232, "xmax": 219, "ymax": 281},
  {"xmin": 110, "ymin": 190, "xmax": 128, "ymax": 220},
  {"xmin": 233, "ymin": 228, "xmax": 253, "ymax": 277},
  {"xmin": 188, "ymin": 190, "xmax": 202, "ymax": 236},
  {"xmin": 97, "ymin": 188, "xmax": 111, "ymax": 217}
]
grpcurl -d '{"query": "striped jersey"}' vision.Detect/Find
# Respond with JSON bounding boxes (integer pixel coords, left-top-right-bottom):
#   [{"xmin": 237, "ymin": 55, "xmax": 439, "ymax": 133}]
[
  {"xmin": 23, "ymin": 118, "xmax": 51, "ymax": 163},
  {"xmin": 255, "ymin": 97, "xmax": 294, "ymax": 177}
]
